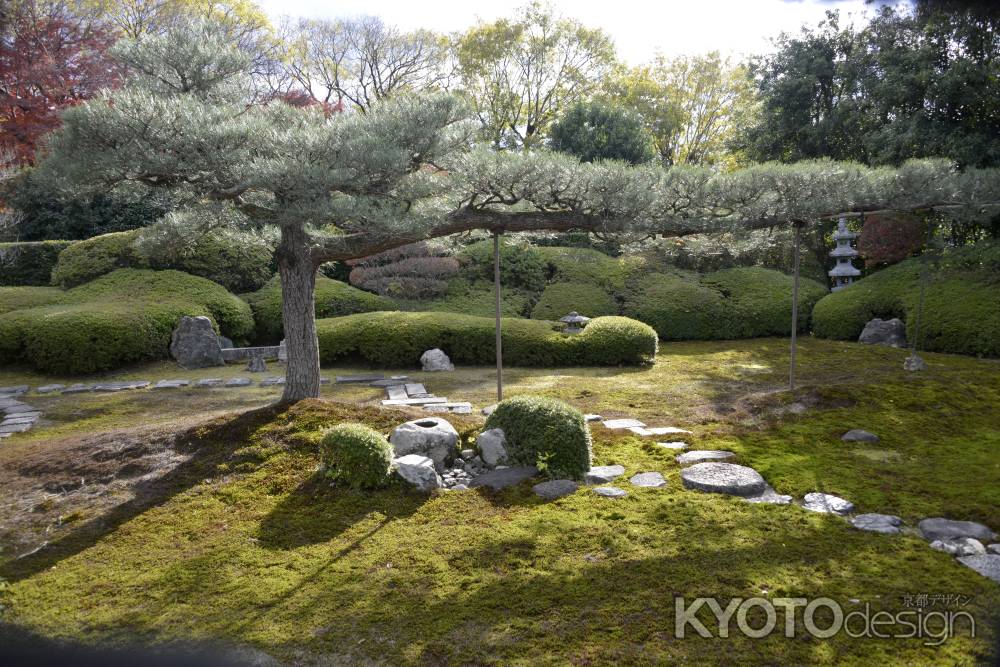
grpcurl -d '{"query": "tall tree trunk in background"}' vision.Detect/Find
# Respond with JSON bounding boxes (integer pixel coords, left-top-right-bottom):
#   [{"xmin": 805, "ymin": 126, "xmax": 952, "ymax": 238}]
[
  {"xmin": 278, "ymin": 223, "xmax": 321, "ymax": 402},
  {"xmin": 789, "ymin": 220, "xmax": 804, "ymax": 391},
  {"xmin": 493, "ymin": 230, "xmax": 503, "ymax": 402}
]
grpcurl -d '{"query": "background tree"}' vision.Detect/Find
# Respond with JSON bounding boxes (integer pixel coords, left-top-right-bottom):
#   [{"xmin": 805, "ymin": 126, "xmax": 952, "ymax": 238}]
[
  {"xmin": 455, "ymin": 1, "xmax": 615, "ymax": 150},
  {"xmin": 548, "ymin": 100, "xmax": 654, "ymax": 165}
]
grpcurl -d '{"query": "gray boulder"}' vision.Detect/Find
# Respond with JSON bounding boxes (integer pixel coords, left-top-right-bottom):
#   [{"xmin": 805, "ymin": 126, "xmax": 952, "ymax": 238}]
[
  {"xmin": 841, "ymin": 429, "xmax": 879, "ymax": 443},
  {"xmin": 918, "ymin": 517, "xmax": 997, "ymax": 542},
  {"xmin": 246, "ymin": 356, "xmax": 267, "ymax": 373},
  {"xmin": 903, "ymin": 354, "xmax": 928, "ymax": 371},
  {"xmin": 533, "ymin": 479, "xmax": 578, "ymax": 500},
  {"xmin": 584, "ymin": 465, "xmax": 625, "ymax": 485},
  {"xmin": 989, "ymin": 544, "xmax": 1000, "ymax": 555},
  {"xmin": 477, "ymin": 428, "xmax": 508, "ymax": 467},
  {"xmin": 393, "ymin": 455, "xmax": 442, "ymax": 492},
  {"xmin": 851, "ymin": 513, "xmax": 903, "ymax": 534},
  {"xmin": 802, "ymin": 492, "xmax": 855, "ymax": 515},
  {"xmin": 930, "ymin": 538, "xmax": 986, "ymax": 556},
  {"xmin": 420, "ymin": 348, "xmax": 454, "ymax": 371},
  {"xmin": 389, "ymin": 417, "xmax": 458, "ymax": 472},
  {"xmin": 170, "ymin": 316, "xmax": 225, "ymax": 369},
  {"xmin": 956, "ymin": 554, "xmax": 1000, "ymax": 584},
  {"xmin": 859, "ymin": 318, "xmax": 907, "ymax": 347}
]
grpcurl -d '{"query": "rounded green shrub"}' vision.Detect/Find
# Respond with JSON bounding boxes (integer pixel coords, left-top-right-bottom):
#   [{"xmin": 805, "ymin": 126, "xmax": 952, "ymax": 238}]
[
  {"xmin": 0, "ymin": 240, "xmax": 75, "ymax": 286},
  {"xmin": 50, "ymin": 230, "xmax": 141, "ymax": 288},
  {"xmin": 397, "ymin": 279, "xmax": 532, "ymax": 318},
  {"xmin": 703, "ymin": 267, "xmax": 828, "ymax": 337},
  {"xmin": 319, "ymin": 423, "xmax": 395, "ymax": 490},
  {"xmin": 530, "ymin": 281, "xmax": 618, "ymax": 320},
  {"xmin": 812, "ymin": 242, "xmax": 1000, "ymax": 357},
  {"xmin": 459, "ymin": 239, "xmax": 547, "ymax": 292},
  {"xmin": 316, "ymin": 312, "xmax": 656, "ymax": 367},
  {"xmin": 483, "ymin": 395, "xmax": 592, "ymax": 479},
  {"xmin": 244, "ymin": 274, "xmax": 396, "ymax": 342},
  {"xmin": 533, "ymin": 246, "xmax": 646, "ymax": 291},
  {"xmin": 0, "ymin": 286, "xmax": 67, "ymax": 315},
  {"xmin": 622, "ymin": 271, "xmax": 727, "ymax": 340}
]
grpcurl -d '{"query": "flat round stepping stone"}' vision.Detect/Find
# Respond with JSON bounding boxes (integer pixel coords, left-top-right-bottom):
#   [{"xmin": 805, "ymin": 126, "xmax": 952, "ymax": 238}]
[
  {"xmin": 629, "ymin": 472, "xmax": 666, "ymax": 488},
  {"xmin": 593, "ymin": 486, "xmax": 627, "ymax": 499},
  {"xmin": 36, "ymin": 384, "xmax": 65, "ymax": 394},
  {"xmin": 533, "ymin": 479, "xmax": 578, "ymax": 500},
  {"xmin": 680, "ymin": 463, "xmax": 766, "ymax": 497},
  {"xmin": 956, "ymin": 554, "xmax": 1000, "ymax": 583},
  {"xmin": 842, "ymin": 429, "xmax": 879, "ymax": 443},
  {"xmin": 675, "ymin": 450, "xmax": 735, "ymax": 466},
  {"xmin": 656, "ymin": 441, "xmax": 688, "ymax": 450},
  {"xmin": 918, "ymin": 518, "xmax": 997, "ymax": 542},
  {"xmin": 584, "ymin": 465, "xmax": 625, "ymax": 485},
  {"xmin": 603, "ymin": 418, "xmax": 646, "ymax": 430},
  {"xmin": 851, "ymin": 513, "xmax": 902, "ymax": 534},
  {"xmin": 802, "ymin": 492, "xmax": 855, "ymax": 515},
  {"xmin": 469, "ymin": 466, "xmax": 538, "ymax": 490}
]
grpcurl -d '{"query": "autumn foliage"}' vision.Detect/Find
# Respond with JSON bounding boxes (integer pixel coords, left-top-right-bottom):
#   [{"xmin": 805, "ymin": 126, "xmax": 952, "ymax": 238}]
[{"xmin": 858, "ymin": 212, "xmax": 927, "ymax": 268}]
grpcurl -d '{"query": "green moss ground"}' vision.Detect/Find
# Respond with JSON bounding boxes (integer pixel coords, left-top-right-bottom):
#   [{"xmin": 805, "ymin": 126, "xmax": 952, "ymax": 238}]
[{"xmin": 0, "ymin": 338, "xmax": 998, "ymax": 664}]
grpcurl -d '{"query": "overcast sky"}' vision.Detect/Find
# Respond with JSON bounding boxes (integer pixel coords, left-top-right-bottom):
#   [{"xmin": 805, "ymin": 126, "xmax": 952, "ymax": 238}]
[{"xmin": 256, "ymin": 0, "xmax": 893, "ymax": 64}]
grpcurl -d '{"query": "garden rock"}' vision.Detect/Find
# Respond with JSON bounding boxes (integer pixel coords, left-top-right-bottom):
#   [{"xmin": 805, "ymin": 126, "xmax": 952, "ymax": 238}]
[
  {"xmin": 657, "ymin": 441, "xmax": 688, "ymax": 450},
  {"xmin": 460, "ymin": 449, "xmax": 475, "ymax": 460},
  {"xmin": 802, "ymin": 492, "xmax": 855, "ymax": 515},
  {"xmin": 389, "ymin": 417, "xmax": 458, "ymax": 472},
  {"xmin": 0, "ymin": 385, "xmax": 28, "ymax": 395},
  {"xmin": 903, "ymin": 354, "xmax": 928, "ymax": 371},
  {"xmin": 393, "ymin": 455, "xmax": 442, "ymax": 492},
  {"xmin": 533, "ymin": 479, "xmax": 578, "ymax": 500},
  {"xmin": 246, "ymin": 356, "xmax": 267, "ymax": 373},
  {"xmin": 930, "ymin": 538, "xmax": 986, "ymax": 556},
  {"xmin": 62, "ymin": 384, "xmax": 93, "ymax": 394},
  {"xmin": 170, "ymin": 316, "xmax": 225, "ymax": 369},
  {"xmin": 989, "ymin": 544, "xmax": 1000, "ymax": 555},
  {"xmin": 858, "ymin": 318, "xmax": 907, "ymax": 347},
  {"xmin": 629, "ymin": 472, "xmax": 666, "ymax": 488},
  {"xmin": 841, "ymin": 429, "xmax": 879, "ymax": 443},
  {"xmin": 918, "ymin": 518, "xmax": 997, "ymax": 542},
  {"xmin": 593, "ymin": 486, "xmax": 627, "ymax": 499},
  {"xmin": 477, "ymin": 428, "xmax": 508, "ymax": 467},
  {"xmin": 744, "ymin": 486, "xmax": 793, "ymax": 505},
  {"xmin": 851, "ymin": 513, "xmax": 903, "ymax": 534},
  {"xmin": 676, "ymin": 450, "xmax": 734, "ymax": 466},
  {"xmin": 420, "ymin": 348, "xmax": 454, "ymax": 371},
  {"xmin": 680, "ymin": 463, "xmax": 767, "ymax": 497},
  {"xmin": 584, "ymin": 465, "xmax": 625, "ymax": 485},
  {"xmin": 956, "ymin": 555, "xmax": 1000, "ymax": 584},
  {"xmin": 470, "ymin": 466, "xmax": 538, "ymax": 490}
]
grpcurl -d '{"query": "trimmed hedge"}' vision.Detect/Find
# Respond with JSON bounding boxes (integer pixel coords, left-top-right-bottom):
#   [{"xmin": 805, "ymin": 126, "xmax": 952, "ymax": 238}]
[
  {"xmin": 533, "ymin": 246, "xmax": 646, "ymax": 291},
  {"xmin": 50, "ymin": 230, "xmax": 140, "ymax": 288},
  {"xmin": 812, "ymin": 242, "xmax": 1000, "ymax": 357},
  {"xmin": 245, "ymin": 274, "xmax": 396, "ymax": 342},
  {"xmin": 317, "ymin": 312, "xmax": 657, "ymax": 367},
  {"xmin": 483, "ymin": 395, "xmax": 592, "ymax": 479},
  {"xmin": 622, "ymin": 267, "xmax": 827, "ymax": 340},
  {"xmin": 319, "ymin": 423, "xmax": 394, "ymax": 489},
  {"xmin": 0, "ymin": 241, "xmax": 75, "ymax": 286},
  {"xmin": 397, "ymin": 280, "xmax": 532, "ymax": 318},
  {"xmin": 0, "ymin": 286, "xmax": 67, "ymax": 315},
  {"xmin": 530, "ymin": 281, "xmax": 618, "ymax": 320},
  {"xmin": 0, "ymin": 269, "xmax": 254, "ymax": 373},
  {"xmin": 459, "ymin": 239, "xmax": 547, "ymax": 291}
]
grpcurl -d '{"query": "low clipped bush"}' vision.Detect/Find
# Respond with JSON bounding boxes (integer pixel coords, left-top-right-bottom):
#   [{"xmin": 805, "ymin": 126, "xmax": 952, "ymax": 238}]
[
  {"xmin": 397, "ymin": 280, "xmax": 533, "ymax": 318},
  {"xmin": 622, "ymin": 267, "xmax": 827, "ymax": 340},
  {"xmin": 0, "ymin": 241, "xmax": 75, "ymax": 286},
  {"xmin": 316, "ymin": 312, "xmax": 657, "ymax": 367},
  {"xmin": 319, "ymin": 423, "xmax": 394, "ymax": 490},
  {"xmin": 244, "ymin": 274, "xmax": 396, "ymax": 342},
  {"xmin": 50, "ymin": 230, "xmax": 140, "ymax": 288},
  {"xmin": 0, "ymin": 286, "xmax": 67, "ymax": 315},
  {"xmin": 483, "ymin": 395, "xmax": 592, "ymax": 479},
  {"xmin": 812, "ymin": 242, "xmax": 1000, "ymax": 357},
  {"xmin": 0, "ymin": 268, "xmax": 254, "ymax": 373},
  {"xmin": 530, "ymin": 281, "xmax": 618, "ymax": 320}
]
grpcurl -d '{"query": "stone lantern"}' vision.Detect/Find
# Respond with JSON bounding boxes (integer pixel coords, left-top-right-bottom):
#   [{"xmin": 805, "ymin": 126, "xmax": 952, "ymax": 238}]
[
  {"xmin": 829, "ymin": 217, "xmax": 861, "ymax": 292},
  {"xmin": 559, "ymin": 311, "xmax": 591, "ymax": 334}
]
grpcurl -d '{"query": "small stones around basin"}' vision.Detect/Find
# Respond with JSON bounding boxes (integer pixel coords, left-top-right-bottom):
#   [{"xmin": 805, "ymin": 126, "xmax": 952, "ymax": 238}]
[
  {"xmin": 533, "ymin": 479, "xmax": 578, "ymax": 500},
  {"xmin": 62, "ymin": 384, "xmax": 94, "ymax": 394},
  {"xmin": 393, "ymin": 454, "xmax": 442, "ymax": 492},
  {"xmin": 956, "ymin": 555, "xmax": 1000, "ymax": 584},
  {"xmin": 154, "ymin": 379, "xmax": 190, "ymax": 389},
  {"xmin": 36, "ymin": 384, "xmax": 65, "ymax": 394},
  {"xmin": 680, "ymin": 462, "xmax": 767, "ymax": 498},
  {"xmin": 918, "ymin": 518, "xmax": 997, "ymax": 543},
  {"xmin": 930, "ymin": 538, "xmax": 986, "ymax": 556},
  {"xmin": 802, "ymin": 492, "xmax": 855, "ymax": 515},
  {"xmin": 602, "ymin": 418, "xmax": 645, "ymax": 430},
  {"xmin": 460, "ymin": 449, "xmax": 475, "ymax": 460},
  {"xmin": 584, "ymin": 414, "xmax": 603, "ymax": 422},
  {"xmin": 743, "ymin": 485, "xmax": 793, "ymax": 505},
  {"xmin": 657, "ymin": 441, "xmax": 688, "ymax": 451},
  {"xmin": 675, "ymin": 450, "xmax": 735, "ymax": 466},
  {"xmin": 584, "ymin": 465, "xmax": 625, "ymax": 485},
  {"xmin": 336, "ymin": 374, "xmax": 384, "ymax": 384},
  {"xmin": 470, "ymin": 466, "xmax": 538, "ymax": 490},
  {"xmin": 629, "ymin": 472, "xmax": 666, "ymax": 488},
  {"xmin": 593, "ymin": 486, "xmax": 627, "ymax": 499},
  {"xmin": 225, "ymin": 378, "xmax": 252, "ymax": 387},
  {"xmin": 851, "ymin": 513, "xmax": 903, "ymax": 534},
  {"xmin": 841, "ymin": 429, "xmax": 879, "ymax": 443}
]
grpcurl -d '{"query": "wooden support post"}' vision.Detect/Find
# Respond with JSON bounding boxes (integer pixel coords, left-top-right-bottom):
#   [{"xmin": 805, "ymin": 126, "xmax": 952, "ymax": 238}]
[
  {"xmin": 789, "ymin": 220, "xmax": 803, "ymax": 392},
  {"xmin": 493, "ymin": 230, "xmax": 503, "ymax": 402}
]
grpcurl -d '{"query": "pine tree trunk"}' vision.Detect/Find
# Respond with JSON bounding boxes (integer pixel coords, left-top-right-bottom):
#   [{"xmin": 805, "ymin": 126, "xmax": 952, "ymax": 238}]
[{"xmin": 278, "ymin": 223, "xmax": 320, "ymax": 402}]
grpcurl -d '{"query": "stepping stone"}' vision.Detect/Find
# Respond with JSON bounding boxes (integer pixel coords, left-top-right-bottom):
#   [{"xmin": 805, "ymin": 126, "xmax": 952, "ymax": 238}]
[
  {"xmin": 918, "ymin": 518, "xmax": 997, "ymax": 542},
  {"xmin": 851, "ymin": 513, "xmax": 903, "ymax": 534},
  {"xmin": 404, "ymin": 383, "xmax": 427, "ymax": 396},
  {"xmin": 3, "ymin": 415, "xmax": 39, "ymax": 425},
  {"xmin": 93, "ymin": 381, "xmax": 149, "ymax": 392},
  {"xmin": 0, "ymin": 398, "xmax": 21, "ymax": 409},
  {"xmin": 0, "ymin": 422, "xmax": 32, "ymax": 433},
  {"xmin": 956, "ymin": 555, "xmax": 1000, "ymax": 584},
  {"xmin": 196, "ymin": 378, "xmax": 224, "ymax": 387},
  {"xmin": 370, "ymin": 377, "xmax": 409, "ymax": 387},
  {"xmin": 470, "ymin": 466, "xmax": 538, "ymax": 490},
  {"xmin": 657, "ymin": 441, "xmax": 688, "ymax": 451},
  {"xmin": 842, "ymin": 429, "xmax": 879, "ymax": 443},
  {"xmin": 62, "ymin": 384, "xmax": 94, "ymax": 394},
  {"xmin": 0, "ymin": 385, "xmax": 28, "ymax": 395},
  {"xmin": 320, "ymin": 378, "xmax": 331, "ymax": 385},
  {"xmin": 533, "ymin": 479, "xmax": 578, "ymax": 500},
  {"xmin": 629, "ymin": 472, "xmax": 666, "ymax": 488},
  {"xmin": 440, "ymin": 402, "xmax": 472, "ymax": 414},
  {"xmin": 930, "ymin": 538, "xmax": 986, "ymax": 556},
  {"xmin": 802, "ymin": 492, "xmax": 855, "ymax": 515},
  {"xmin": 336, "ymin": 374, "xmax": 384, "ymax": 384},
  {"xmin": 646, "ymin": 426, "xmax": 693, "ymax": 436},
  {"xmin": 423, "ymin": 405, "xmax": 449, "ymax": 413},
  {"xmin": 628, "ymin": 426, "xmax": 654, "ymax": 436},
  {"xmin": 6, "ymin": 411, "xmax": 40, "ymax": 419},
  {"xmin": 3, "ymin": 404, "xmax": 37, "ymax": 414},
  {"xmin": 603, "ymin": 418, "xmax": 645, "ymax": 430},
  {"xmin": 259, "ymin": 377, "xmax": 285, "ymax": 386},
  {"xmin": 584, "ymin": 414, "xmax": 603, "ymax": 422},
  {"xmin": 584, "ymin": 465, "xmax": 626, "ymax": 485},
  {"xmin": 744, "ymin": 485, "xmax": 793, "ymax": 505},
  {"xmin": 382, "ymin": 397, "xmax": 448, "ymax": 406},
  {"xmin": 154, "ymin": 379, "xmax": 190, "ymax": 389},
  {"xmin": 680, "ymin": 463, "xmax": 767, "ymax": 497},
  {"xmin": 593, "ymin": 486, "xmax": 627, "ymax": 499},
  {"xmin": 676, "ymin": 450, "xmax": 735, "ymax": 466},
  {"xmin": 386, "ymin": 386, "xmax": 408, "ymax": 400},
  {"xmin": 225, "ymin": 378, "xmax": 252, "ymax": 387},
  {"xmin": 36, "ymin": 384, "xmax": 65, "ymax": 394}
]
